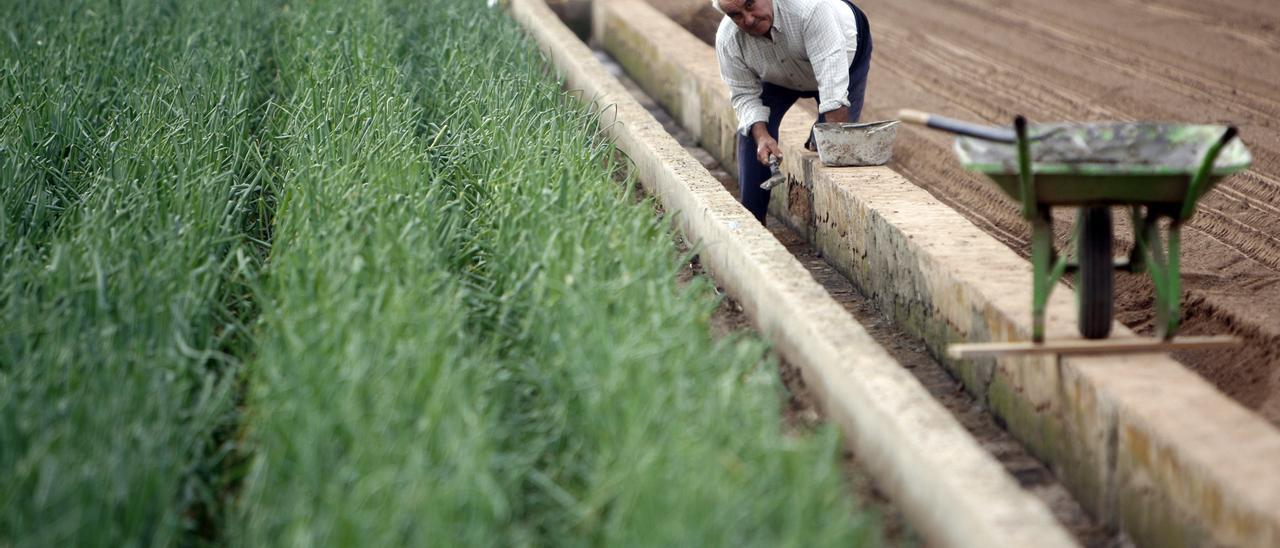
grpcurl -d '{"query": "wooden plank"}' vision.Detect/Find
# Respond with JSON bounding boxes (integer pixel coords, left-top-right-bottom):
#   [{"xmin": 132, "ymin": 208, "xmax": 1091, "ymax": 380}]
[{"xmin": 948, "ymin": 335, "xmax": 1243, "ymax": 359}]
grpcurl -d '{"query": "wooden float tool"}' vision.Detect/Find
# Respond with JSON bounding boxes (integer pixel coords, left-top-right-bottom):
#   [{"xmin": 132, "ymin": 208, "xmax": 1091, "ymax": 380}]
[{"xmin": 948, "ymin": 335, "xmax": 1242, "ymax": 359}]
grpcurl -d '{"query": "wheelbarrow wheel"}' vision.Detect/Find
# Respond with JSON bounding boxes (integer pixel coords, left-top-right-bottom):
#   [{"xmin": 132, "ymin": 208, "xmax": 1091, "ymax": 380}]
[{"xmin": 1077, "ymin": 206, "xmax": 1114, "ymax": 339}]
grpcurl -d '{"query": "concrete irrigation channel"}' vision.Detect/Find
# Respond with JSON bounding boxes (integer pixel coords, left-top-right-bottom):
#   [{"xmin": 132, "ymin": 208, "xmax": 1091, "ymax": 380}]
[
  {"xmin": 512, "ymin": 0, "xmax": 1280, "ymax": 546},
  {"xmin": 600, "ymin": 50, "xmax": 1118, "ymax": 546},
  {"xmin": 511, "ymin": 1, "xmax": 1079, "ymax": 546}
]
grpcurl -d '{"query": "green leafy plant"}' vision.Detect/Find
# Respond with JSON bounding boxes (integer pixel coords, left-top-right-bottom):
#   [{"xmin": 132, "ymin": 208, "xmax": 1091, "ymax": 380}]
[{"xmin": 2, "ymin": 1, "xmax": 878, "ymax": 546}]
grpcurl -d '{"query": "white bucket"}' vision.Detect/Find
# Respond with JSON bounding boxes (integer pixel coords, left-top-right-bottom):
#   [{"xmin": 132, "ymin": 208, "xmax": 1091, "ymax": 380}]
[{"xmin": 812, "ymin": 120, "xmax": 900, "ymax": 167}]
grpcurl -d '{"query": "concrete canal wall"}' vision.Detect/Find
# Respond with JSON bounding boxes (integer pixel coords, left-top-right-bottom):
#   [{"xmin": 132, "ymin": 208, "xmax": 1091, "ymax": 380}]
[{"xmin": 595, "ymin": 0, "xmax": 1280, "ymax": 545}]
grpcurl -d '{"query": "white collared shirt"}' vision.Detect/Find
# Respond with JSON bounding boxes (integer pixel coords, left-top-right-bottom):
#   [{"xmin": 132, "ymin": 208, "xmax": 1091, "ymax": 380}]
[{"xmin": 715, "ymin": 0, "xmax": 859, "ymax": 135}]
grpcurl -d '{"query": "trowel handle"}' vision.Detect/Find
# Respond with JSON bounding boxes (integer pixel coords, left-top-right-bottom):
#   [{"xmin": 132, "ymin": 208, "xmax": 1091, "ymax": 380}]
[{"xmin": 898, "ymin": 109, "xmax": 1018, "ymax": 143}]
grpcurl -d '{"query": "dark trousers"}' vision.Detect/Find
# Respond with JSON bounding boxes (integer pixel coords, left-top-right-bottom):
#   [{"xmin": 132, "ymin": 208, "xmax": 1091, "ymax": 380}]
[{"xmin": 736, "ymin": 1, "xmax": 872, "ymax": 224}]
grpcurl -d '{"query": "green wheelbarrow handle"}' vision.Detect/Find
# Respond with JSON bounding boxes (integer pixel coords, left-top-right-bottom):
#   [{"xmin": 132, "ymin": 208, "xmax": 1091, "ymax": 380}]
[{"xmin": 1181, "ymin": 125, "xmax": 1239, "ymax": 221}]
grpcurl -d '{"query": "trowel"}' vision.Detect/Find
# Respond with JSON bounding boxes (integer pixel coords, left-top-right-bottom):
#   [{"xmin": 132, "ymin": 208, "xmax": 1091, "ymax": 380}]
[{"xmin": 759, "ymin": 155, "xmax": 785, "ymax": 190}]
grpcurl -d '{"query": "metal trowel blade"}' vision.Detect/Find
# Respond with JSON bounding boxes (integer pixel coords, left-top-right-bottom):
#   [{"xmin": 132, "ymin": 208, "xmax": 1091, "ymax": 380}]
[{"xmin": 760, "ymin": 156, "xmax": 784, "ymax": 190}]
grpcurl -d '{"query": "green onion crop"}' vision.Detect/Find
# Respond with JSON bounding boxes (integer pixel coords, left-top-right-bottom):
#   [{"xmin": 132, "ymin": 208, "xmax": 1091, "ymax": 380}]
[
  {"xmin": 0, "ymin": 0, "xmax": 278, "ymax": 545},
  {"xmin": 3, "ymin": 1, "xmax": 880, "ymax": 546},
  {"xmin": 236, "ymin": 0, "xmax": 877, "ymax": 546}
]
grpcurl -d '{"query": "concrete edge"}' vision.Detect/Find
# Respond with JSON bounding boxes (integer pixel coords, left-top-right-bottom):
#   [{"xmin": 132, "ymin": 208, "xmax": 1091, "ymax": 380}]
[
  {"xmin": 507, "ymin": 0, "xmax": 1079, "ymax": 547},
  {"xmin": 593, "ymin": 1, "xmax": 1280, "ymax": 546}
]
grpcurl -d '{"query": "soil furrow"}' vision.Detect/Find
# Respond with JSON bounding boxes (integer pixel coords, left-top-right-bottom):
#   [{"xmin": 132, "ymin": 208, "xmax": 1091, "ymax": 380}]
[
  {"xmin": 875, "ymin": 30, "xmax": 1280, "ymax": 280},
  {"xmin": 849, "ymin": 0, "xmax": 1280, "ymax": 422},
  {"xmin": 1137, "ymin": 0, "xmax": 1280, "ymax": 40},
  {"xmin": 928, "ymin": 0, "xmax": 1280, "ymax": 116}
]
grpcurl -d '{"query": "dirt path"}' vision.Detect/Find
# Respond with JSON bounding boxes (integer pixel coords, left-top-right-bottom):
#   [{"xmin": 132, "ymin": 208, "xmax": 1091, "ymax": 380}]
[{"xmin": 656, "ymin": 0, "xmax": 1280, "ymax": 426}]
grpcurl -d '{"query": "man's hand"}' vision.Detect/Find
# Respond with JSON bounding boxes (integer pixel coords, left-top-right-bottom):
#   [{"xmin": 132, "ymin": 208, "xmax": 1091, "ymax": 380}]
[
  {"xmin": 807, "ymin": 106, "xmax": 851, "ymax": 151},
  {"xmin": 751, "ymin": 122, "xmax": 782, "ymax": 165},
  {"xmin": 824, "ymin": 105, "xmax": 851, "ymax": 124}
]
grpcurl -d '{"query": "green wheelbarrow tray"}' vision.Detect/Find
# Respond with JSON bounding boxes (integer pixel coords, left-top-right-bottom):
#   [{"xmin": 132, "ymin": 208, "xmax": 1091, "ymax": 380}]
[
  {"xmin": 899, "ymin": 111, "xmax": 1252, "ymax": 351},
  {"xmin": 955, "ymin": 123, "xmax": 1252, "ymax": 206}
]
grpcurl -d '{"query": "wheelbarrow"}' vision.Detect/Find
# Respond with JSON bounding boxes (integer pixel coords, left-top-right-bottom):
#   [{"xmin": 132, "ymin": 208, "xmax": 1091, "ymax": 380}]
[{"xmin": 898, "ymin": 110, "xmax": 1251, "ymax": 356}]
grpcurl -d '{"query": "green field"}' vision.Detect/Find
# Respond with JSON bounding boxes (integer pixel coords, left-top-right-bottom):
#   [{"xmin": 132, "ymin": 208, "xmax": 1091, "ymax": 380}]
[{"xmin": 1, "ymin": 0, "xmax": 877, "ymax": 545}]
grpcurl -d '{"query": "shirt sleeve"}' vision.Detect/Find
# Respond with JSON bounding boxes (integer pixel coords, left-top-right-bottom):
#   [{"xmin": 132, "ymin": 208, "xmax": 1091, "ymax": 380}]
[
  {"xmin": 803, "ymin": 1, "xmax": 855, "ymax": 114},
  {"xmin": 716, "ymin": 27, "xmax": 769, "ymax": 136}
]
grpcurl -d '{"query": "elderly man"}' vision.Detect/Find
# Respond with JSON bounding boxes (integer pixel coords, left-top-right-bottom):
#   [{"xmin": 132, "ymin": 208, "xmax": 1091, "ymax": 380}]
[{"xmin": 712, "ymin": 0, "xmax": 872, "ymax": 224}]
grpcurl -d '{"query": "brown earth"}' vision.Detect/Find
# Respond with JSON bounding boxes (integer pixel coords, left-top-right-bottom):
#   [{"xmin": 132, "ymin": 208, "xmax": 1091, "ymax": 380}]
[{"xmin": 655, "ymin": 0, "xmax": 1280, "ymax": 427}]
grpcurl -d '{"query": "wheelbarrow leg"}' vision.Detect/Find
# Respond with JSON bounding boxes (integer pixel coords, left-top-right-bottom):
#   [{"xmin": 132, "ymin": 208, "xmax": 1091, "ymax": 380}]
[
  {"xmin": 1127, "ymin": 207, "xmax": 1147, "ymax": 273},
  {"xmin": 1031, "ymin": 206, "xmax": 1053, "ymax": 343},
  {"xmin": 1162, "ymin": 223, "xmax": 1182, "ymax": 339},
  {"xmin": 1013, "ymin": 115, "xmax": 1057, "ymax": 343},
  {"xmin": 1135, "ymin": 212, "xmax": 1181, "ymax": 340}
]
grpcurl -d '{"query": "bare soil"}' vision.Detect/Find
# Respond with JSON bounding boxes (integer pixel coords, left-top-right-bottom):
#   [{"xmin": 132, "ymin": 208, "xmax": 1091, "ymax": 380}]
[{"xmin": 659, "ymin": 0, "xmax": 1280, "ymax": 427}]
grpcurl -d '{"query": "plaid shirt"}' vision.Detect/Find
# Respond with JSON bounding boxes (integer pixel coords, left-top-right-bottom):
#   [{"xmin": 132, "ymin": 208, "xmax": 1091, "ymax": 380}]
[{"xmin": 715, "ymin": 0, "xmax": 860, "ymax": 135}]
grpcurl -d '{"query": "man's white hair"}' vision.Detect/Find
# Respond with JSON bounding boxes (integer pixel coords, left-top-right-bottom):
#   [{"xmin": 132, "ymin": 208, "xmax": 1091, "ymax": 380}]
[{"xmin": 710, "ymin": 0, "xmax": 724, "ymax": 14}]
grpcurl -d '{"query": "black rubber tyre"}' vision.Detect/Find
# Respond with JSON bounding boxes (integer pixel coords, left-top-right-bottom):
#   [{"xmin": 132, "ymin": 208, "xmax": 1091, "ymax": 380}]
[{"xmin": 1077, "ymin": 206, "xmax": 1114, "ymax": 339}]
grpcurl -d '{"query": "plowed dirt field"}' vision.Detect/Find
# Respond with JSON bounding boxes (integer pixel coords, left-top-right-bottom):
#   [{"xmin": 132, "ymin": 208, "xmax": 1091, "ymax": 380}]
[{"xmin": 648, "ymin": 0, "xmax": 1280, "ymax": 426}]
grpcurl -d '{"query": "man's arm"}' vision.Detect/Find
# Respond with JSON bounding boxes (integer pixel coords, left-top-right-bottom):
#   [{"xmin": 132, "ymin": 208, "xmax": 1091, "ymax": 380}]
[
  {"xmin": 803, "ymin": 2, "xmax": 854, "ymax": 120},
  {"xmin": 716, "ymin": 29, "xmax": 779, "ymax": 164}
]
